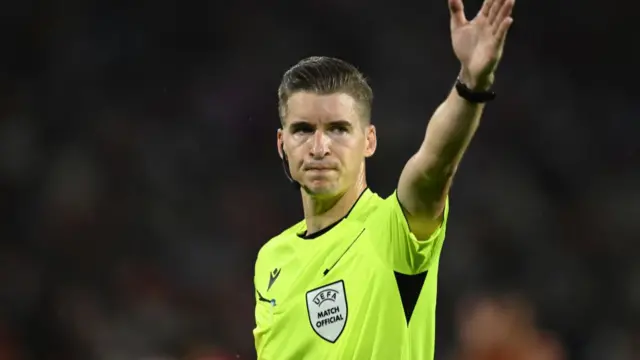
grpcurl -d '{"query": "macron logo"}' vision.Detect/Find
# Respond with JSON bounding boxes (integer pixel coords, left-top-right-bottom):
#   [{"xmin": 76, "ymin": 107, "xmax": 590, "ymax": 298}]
[{"xmin": 268, "ymin": 268, "xmax": 281, "ymax": 291}]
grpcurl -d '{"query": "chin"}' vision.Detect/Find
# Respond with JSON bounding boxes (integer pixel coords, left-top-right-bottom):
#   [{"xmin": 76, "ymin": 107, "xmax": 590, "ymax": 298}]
[{"xmin": 302, "ymin": 180, "xmax": 340, "ymax": 198}]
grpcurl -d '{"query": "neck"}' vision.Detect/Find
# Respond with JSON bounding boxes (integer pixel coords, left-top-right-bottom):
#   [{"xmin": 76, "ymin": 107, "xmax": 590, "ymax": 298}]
[{"xmin": 301, "ymin": 179, "xmax": 367, "ymax": 236}]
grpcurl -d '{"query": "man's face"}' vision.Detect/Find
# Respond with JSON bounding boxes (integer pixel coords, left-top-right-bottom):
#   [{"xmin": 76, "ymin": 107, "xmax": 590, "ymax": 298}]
[{"xmin": 278, "ymin": 92, "xmax": 376, "ymax": 197}]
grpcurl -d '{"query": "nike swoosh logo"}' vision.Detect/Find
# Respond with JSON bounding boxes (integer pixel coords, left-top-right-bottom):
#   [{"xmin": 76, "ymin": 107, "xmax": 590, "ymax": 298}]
[
  {"xmin": 268, "ymin": 268, "xmax": 281, "ymax": 291},
  {"xmin": 323, "ymin": 228, "xmax": 366, "ymax": 276}
]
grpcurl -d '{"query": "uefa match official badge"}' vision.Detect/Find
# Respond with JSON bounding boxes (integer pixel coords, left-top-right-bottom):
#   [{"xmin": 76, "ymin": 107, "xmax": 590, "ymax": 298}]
[{"xmin": 306, "ymin": 280, "xmax": 348, "ymax": 343}]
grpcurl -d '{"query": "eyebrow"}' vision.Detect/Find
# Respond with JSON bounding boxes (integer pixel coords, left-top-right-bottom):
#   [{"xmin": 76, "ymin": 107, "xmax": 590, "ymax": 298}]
[{"xmin": 288, "ymin": 120, "xmax": 353, "ymax": 128}]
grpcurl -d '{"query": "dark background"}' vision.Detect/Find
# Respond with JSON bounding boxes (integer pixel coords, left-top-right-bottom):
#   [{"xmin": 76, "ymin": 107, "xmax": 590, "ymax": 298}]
[{"xmin": 0, "ymin": 0, "xmax": 638, "ymax": 359}]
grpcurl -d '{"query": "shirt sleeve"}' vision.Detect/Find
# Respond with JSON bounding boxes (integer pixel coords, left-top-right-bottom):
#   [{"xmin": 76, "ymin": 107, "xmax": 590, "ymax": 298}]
[
  {"xmin": 253, "ymin": 289, "xmax": 269, "ymax": 355},
  {"xmin": 253, "ymin": 252, "xmax": 269, "ymax": 353},
  {"xmin": 365, "ymin": 191, "xmax": 449, "ymax": 275}
]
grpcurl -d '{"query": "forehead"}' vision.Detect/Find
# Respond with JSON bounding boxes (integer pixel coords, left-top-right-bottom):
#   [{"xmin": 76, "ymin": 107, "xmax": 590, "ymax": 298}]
[{"xmin": 283, "ymin": 92, "xmax": 360, "ymax": 125}]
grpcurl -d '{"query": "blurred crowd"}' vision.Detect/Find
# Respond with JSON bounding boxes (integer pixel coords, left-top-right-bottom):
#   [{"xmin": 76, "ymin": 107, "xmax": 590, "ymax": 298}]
[{"xmin": 0, "ymin": 0, "xmax": 638, "ymax": 359}]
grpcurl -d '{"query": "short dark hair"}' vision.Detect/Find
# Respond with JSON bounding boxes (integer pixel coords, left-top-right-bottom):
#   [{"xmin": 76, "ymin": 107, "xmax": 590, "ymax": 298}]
[{"xmin": 278, "ymin": 56, "xmax": 373, "ymax": 124}]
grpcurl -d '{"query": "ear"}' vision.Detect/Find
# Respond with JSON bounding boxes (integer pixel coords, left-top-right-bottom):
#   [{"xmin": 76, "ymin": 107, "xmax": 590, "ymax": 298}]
[
  {"xmin": 277, "ymin": 128, "xmax": 285, "ymax": 160},
  {"xmin": 364, "ymin": 124, "xmax": 377, "ymax": 158}
]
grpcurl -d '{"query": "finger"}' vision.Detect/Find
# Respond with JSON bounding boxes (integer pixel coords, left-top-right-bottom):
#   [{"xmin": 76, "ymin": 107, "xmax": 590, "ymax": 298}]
[
  {"xmin": 493, "ymin": 0, "xmax": 514, "ymax": 34},
  {"xmin": 495, "ymin": 16, "xmax": 514, "ymax": 43},
  {"xmin": 488, "ymin": 0, "xmax": 504, "ymax": 24},
  {"xmin": 479, "ymin": 0, "xmax": 495, "ymax": 17},
  {"xmin": 448, "ymin": 0, "xmax": 467, "ymax": 29}
]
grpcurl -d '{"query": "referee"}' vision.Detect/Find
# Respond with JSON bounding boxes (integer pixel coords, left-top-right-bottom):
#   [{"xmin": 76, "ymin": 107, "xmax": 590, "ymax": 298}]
[{"xmin": 253, "ymin": 0, "xmax": 515, "ymax": 358}]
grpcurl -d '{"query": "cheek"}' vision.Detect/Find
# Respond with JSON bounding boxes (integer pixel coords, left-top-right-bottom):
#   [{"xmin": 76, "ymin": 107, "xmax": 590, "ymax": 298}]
[
  {"xmin": 338, "ymin": 147, "xmax": 365, "ymax": 170},
  {"xmin": 288, "ymin": 147, "xmax": 307, "ymax": 168},
  {"xmin": 349, "ymin": 139, "xmax": 367, "ymax": 158}
]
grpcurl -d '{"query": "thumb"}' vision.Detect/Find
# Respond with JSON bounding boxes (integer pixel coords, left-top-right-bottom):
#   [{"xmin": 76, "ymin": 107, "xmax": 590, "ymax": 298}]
[{"xmin": 448, "ymin": 0, "xmax": 466, "ymax": 30}]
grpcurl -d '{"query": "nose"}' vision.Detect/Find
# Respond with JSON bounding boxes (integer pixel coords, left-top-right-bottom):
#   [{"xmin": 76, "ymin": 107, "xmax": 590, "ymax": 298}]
[{"xmin": 309, "ymin": 130, "xmax": 330, "ymax": 159}]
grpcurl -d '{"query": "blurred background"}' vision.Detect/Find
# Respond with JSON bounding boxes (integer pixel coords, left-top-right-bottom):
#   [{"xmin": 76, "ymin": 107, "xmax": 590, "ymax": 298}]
[{"xmin": 0, "ymin": 0, "xmax": 638, "ymax": 359}]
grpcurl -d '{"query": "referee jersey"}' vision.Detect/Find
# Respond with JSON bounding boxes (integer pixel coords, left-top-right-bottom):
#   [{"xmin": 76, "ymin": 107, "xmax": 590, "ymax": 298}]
[{"xmin": 253, "ymin": 189, "xmax": 449, "ymax": 360}]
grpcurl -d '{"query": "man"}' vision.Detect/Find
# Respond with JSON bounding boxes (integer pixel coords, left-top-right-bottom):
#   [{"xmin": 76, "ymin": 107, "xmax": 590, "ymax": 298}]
[{"xmin": 253, "ymin": 0, "xmax": 515, "ymax": 358}]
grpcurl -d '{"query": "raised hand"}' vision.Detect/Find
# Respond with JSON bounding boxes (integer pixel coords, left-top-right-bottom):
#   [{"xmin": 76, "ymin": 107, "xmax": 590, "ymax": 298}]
[{"xmin": 448, "ymin": 0, "xmax": 515, "ymax": 89}]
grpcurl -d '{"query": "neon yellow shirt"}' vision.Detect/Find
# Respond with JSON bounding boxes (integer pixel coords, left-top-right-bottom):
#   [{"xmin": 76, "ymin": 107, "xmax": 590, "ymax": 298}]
[{"xmin": 253, "ymin": 189, "xmax": 449, "ymax": 360}]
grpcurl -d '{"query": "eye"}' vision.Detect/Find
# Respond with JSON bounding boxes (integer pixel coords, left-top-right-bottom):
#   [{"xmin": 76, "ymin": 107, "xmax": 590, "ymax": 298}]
[
  {"xmin": 329, "ymin": 125, "xmax": 349, "ymax": 134},
  {"xmin": 290, "ymin": 123, "xmax": 314, "ymax": 134}
]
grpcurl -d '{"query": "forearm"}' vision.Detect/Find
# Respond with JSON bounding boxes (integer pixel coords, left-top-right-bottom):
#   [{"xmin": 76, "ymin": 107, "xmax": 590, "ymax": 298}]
[
  {"xmin": 398, "ymin": 75, "xmax": 488, "ymax": 220},
  {"xmin": 418, "ymin": 86, "xmax": 484, "ymax": 176}
]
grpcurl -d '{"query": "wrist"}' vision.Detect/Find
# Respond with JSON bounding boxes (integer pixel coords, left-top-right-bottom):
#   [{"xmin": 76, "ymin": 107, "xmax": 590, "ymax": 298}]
[{"xmin": 458, "ymin": 69, "xmax": 494, "ymax": 91}]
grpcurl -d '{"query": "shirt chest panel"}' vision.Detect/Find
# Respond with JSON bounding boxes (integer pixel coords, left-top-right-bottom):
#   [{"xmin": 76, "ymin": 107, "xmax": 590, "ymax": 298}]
[{"xmin": 260, "ymin": 226, "xmax": 404, "ymax": 353}]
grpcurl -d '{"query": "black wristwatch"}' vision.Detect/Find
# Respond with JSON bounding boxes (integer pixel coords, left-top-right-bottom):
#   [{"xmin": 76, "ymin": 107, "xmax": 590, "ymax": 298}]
[{"xmin": 455, "ymin": 77, "xmax": 496, "ymax": 103}]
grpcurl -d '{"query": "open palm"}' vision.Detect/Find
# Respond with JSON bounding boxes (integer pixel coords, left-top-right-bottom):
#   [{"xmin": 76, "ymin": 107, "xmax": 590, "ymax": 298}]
[{"xmin": 449, "ymin": 0, "xmax": 515, "ymax": 87}]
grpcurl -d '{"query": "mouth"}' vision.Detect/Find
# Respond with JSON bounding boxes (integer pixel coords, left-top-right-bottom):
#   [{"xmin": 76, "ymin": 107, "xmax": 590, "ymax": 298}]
[
  {"xmin": 304, "ymin": 163, "xmax": 337, "ymax": 172},
  {"xmin": 304, "ymin": 166, "xmax": 337, "ymax": 172}
]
